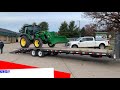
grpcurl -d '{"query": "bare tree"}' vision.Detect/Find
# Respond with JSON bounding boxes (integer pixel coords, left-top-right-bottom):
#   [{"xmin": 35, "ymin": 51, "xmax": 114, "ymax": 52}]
[
  {"xmin": 84, "ymin": 12, "xmax": 120, "ymax": 31},
  {"xmin": 84, "ymin": 24, "xmax": 97, "ymax": 36}
]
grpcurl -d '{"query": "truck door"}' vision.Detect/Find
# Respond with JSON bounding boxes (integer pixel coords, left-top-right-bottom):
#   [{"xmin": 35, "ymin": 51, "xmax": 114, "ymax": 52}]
[
  {"xmin": 78, "ymin": 38, "xmax": 88, "ymax": 47},
  {"xmin": 86, "ymin": 37, "xmax": 95, "ymax": 47}
]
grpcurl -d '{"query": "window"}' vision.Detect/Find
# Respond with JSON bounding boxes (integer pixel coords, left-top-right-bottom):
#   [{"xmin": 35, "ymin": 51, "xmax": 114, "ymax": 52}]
[
  {"xmin": 86, "ymin": 38, "xmax": 93, "ymax": 41},
  {"xmin": 82, "ymin": 38, "xmax": 93, "ymax": 41},
  {"xmin": 82, "ymin": 38, "xmax": 87, "ymax": 41}
]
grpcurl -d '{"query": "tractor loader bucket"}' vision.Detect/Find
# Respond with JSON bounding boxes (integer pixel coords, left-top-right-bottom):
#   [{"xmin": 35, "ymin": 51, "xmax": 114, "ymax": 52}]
[
  {"xmin": 50, "ymin": 36, "xmax": 69, "ymax": 44},
  {"xmin": 46, "ymin": 32, "xmax": 69, "ymax": 45}
]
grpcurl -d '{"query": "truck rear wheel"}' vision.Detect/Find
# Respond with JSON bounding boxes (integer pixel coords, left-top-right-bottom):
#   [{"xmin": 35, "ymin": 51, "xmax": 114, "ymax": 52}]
[
  {"xmin": 99, "ymin": 44, "xmax": 105, "ymax": 49},
  {"xmin": 72, "ymin": 45, "xmax": 78, "ymax": 48},
  {"xmin": 48, "ymin": 43, "xmax": 55, "ymax": 47},
  {"xmin": 20, "ymin": 36, "xmax": 30, "ymax": 48},
  {"xmin": 34, "ymin": 38, "xmax": 43, "ymax": 48}
]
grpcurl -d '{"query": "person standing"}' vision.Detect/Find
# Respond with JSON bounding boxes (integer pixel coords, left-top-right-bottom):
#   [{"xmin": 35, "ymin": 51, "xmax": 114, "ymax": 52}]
[{"xmin": 0, "ymin": 40, "xmax": 4, "ymax": 54}]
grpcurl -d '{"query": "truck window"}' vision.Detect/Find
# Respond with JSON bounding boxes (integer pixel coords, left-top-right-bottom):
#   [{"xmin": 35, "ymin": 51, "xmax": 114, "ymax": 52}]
[
  {"xmin": 82, "ymin": 38, "xmax": 87, "ymax": 41},
  {"xmin": 86, "ymin": 38, "xmax": 93, "ymax": 41}
]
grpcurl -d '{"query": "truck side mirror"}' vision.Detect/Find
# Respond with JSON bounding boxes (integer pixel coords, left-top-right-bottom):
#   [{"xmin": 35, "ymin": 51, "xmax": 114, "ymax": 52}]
[{"xmin": 80, "ymin": 40, "xmax": 82, "ymax": 42}]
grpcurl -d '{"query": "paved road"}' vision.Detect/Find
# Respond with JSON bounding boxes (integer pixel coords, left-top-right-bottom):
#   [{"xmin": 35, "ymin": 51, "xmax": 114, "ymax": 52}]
[{"xmin": 1, "ymin": 43, "xmax": 120, "ymax": 78}]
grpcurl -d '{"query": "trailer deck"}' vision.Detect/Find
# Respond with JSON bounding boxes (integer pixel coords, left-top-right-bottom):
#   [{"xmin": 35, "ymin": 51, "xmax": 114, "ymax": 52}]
[{"xmin": 10, "ymin": 46, "xmax": 113, "ymax": 58}]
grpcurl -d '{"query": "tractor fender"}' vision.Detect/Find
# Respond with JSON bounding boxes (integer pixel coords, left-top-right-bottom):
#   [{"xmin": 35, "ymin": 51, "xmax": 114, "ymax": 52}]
[
  {"xmin": 20, "ymin": 34, "xmax": 31, "ymax": 40},
  {"xmin": 20, "ymin": 34, "xmax": 28, "ymax": 37}
]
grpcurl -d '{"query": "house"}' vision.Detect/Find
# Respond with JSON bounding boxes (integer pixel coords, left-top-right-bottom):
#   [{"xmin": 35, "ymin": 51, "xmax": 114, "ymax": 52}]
[{"xmin": 0, "ymin": 28, "xmax": 19, "ymax": 44}]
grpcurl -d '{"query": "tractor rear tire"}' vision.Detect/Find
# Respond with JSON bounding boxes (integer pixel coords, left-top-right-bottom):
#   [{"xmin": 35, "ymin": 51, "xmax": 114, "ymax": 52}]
[
  {"xmin": 34, "ymin": 38, "xmax": 43, "ymax": 48},
  {"xmin": 48, "ymin": 43, "xmax": 55, "ymax": 47},
  {"xmin": 20, "ymin": 36, "xmax": 30, "ymax": 48}
]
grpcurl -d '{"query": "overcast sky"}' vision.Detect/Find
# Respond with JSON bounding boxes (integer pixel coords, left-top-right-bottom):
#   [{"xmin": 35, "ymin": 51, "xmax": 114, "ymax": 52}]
[{"xmin": 0, "ymin": 12, "xmax": 93, "ymax": 33}]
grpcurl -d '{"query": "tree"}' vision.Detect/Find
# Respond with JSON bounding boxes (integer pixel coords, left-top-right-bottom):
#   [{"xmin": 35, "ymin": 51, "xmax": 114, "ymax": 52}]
[
  {"xmin": 84, "ymin": 24, "xmax": 97, "ymax": 36},
  {"xmin": 58, "ymin": 21, "xmax": 80, "ymax": 38},
  {"xmin": 68, "ymin": 21, "xmax": 76, "ymax": 37},
  {"xmin": 84, "ymin": 12, "xmax": 120, "ymax": 31},
  {"xmin": 68, "ymin": 21, "xmax": 80, "ymax": 37},
  {"xmin": 58, "ymin": 21, "xmax": 69, "ymax": 37},
  {"xmin": 19, "ymin": 24, "xmax": 28, "ymax": 33},
  {"xmin": 80, "ymin": 27, "xmax": 85, "ymax": 37},
  {"xmin": 38, "ymin": 22, "xmax": 49, "ymax": 31}
]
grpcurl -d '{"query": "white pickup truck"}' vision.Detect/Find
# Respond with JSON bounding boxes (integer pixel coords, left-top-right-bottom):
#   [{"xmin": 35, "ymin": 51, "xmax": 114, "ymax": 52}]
[{"xmin": 66, "ymin": 37, "xmax": 110, "ymax": 49}]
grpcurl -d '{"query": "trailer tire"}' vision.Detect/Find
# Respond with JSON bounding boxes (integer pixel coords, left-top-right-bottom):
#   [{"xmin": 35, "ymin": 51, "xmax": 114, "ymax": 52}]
[
  {"xmin": 38, "ymin": 50, "xmax": 45, "ymax": 57},
  {"xmin": 31, "ymin": 50, "xmax": 37, "ymax": 57}
]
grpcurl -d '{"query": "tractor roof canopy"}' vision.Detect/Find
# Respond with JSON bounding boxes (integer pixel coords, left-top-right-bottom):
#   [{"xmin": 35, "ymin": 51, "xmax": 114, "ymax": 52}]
[{"xmin": 23, "ymin": 24, "xmax": 41, "ymax": 32}]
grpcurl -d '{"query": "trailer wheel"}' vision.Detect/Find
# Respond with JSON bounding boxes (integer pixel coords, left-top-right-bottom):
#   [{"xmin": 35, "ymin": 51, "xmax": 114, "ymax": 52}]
[
  {"xmin": 38, "ymin": 50, "xmax": 44, "ymax": 57},
  {"xmin": 31, "ymin": 50, "xmax": 37, "ymax": 56}
]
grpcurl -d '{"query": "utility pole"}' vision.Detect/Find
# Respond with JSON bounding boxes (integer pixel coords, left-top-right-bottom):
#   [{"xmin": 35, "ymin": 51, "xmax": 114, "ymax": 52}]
[
  {"xmin": 77, "ymin": 20, "xmax": 80, "ymax": 30},
  {"xmin": 77, "ymin": 20, "xmax": 81, "ymax": 37}
]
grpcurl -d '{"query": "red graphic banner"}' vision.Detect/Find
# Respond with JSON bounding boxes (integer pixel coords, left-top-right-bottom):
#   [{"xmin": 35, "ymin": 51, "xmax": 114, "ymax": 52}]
[{"xmin": 0, "ymin": 60, "xmax": 70, "ymax": 78}]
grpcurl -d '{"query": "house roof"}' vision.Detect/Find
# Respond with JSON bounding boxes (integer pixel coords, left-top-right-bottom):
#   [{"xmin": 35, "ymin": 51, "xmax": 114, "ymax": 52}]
[{"xmin": 0, "ymin": 28, "xmax": 18, "ymax": 37}]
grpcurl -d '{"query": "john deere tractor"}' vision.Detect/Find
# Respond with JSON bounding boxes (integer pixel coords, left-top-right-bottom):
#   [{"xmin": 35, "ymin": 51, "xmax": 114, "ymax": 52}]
[{"xmin": 19, "ymin": 24, "xmax": 69, "ymax": 48}]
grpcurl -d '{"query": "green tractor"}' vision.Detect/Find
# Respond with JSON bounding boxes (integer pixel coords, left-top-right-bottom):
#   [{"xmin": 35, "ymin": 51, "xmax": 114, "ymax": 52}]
[{"xmin": 19, "ymin": 24, "xmax": 69, "ymax": 48}]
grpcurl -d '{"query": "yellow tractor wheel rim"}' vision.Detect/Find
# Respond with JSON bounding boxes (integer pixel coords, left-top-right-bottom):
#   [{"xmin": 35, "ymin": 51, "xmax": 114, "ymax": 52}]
[
  {"xmin": 21, "ymin": 38, "xmax": 26, "ymax": 46},
  {"xmin": 34, "ymin": 40, "xmax": 39, "ymax": 47}
]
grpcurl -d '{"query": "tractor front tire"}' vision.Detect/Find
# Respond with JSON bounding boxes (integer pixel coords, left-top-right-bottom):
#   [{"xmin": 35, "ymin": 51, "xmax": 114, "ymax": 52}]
[
  {"xmin": 34, "ymin": 38, "xmax": 43, "ymax": 48},
  {"xmin": 48, "ymin": 43, "xmax": 55, "ymax": 47},
  {"xmin": 20, "ymin": 36, "xmax": 30, "ymax": 48}
]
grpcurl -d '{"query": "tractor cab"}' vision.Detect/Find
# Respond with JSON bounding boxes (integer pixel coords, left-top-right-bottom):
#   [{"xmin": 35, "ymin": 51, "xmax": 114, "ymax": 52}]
[{"xmin": 23, "ymin": 25, "xmax": 40, "ymax": 35}]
